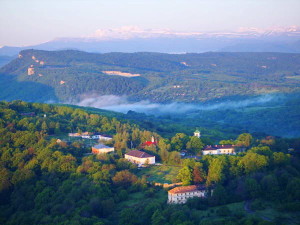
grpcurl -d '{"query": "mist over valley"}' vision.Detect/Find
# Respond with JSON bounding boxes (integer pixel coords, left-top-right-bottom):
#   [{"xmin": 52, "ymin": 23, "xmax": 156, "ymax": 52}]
[
  {"xmin": 0, "ymin": 49, "xmax": 299, "ymax": 138},
  {"xmin": 73, "ymin": 93, "xmax": 300, "ymax": 139},
  {"xmin": 1, "ymin": 1, "xmax": 300, "ymax": 224}
]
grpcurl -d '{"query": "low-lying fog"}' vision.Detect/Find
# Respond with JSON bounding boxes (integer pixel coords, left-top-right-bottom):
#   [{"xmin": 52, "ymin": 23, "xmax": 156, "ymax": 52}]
[{"xmin": 74, "ymin": 94, "xmax": 278, "ymax": 115}]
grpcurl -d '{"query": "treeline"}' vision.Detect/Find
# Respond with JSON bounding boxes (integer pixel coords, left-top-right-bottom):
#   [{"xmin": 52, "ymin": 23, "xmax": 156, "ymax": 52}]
[{"xmin": 0, "ymin": 101, "xmax": 162, "ymax": 224}]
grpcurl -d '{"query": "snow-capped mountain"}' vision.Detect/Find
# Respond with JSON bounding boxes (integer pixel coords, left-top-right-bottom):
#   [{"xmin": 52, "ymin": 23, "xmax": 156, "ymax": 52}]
[{"xmin": 1, "ymin": 26, "xmax": 300, "ymax": 56}]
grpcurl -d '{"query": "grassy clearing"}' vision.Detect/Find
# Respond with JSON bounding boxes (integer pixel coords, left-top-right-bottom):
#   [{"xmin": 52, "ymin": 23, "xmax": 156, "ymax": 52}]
[
  {"xmin": 135, "ymin": 165, "xmax": 181, "ymax": 184},
  {"xmin": 117, "ymin": 188, "xmax": 168, "ymax": 209},
  {"xmin": 118, "ymin": 192, "xmax": 145, "ymax": 208}
]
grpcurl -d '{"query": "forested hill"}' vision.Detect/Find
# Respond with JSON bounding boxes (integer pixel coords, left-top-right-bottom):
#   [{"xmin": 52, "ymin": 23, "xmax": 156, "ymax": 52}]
[
  {"xmin": 0, "ymin": 49, "xmax": 300, "ymax": 103},
  {"xmin": 1, "ymin": 101, "xmax": 300, "ymax": 224}
]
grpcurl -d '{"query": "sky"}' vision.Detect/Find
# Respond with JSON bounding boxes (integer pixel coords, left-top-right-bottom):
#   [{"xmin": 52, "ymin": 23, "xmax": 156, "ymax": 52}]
[{"xmin": 0, "ymin": 0, "xmax": 300, "ymax": 46}]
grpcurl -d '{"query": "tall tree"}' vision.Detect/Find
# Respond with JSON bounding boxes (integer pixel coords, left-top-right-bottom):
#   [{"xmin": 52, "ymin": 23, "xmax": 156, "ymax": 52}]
[
  {"xmin": 206, "ymin": 158, "xmax": 226, "ymax": 186},
  {"xmin": 238, "ymin": 152, "xmax": 269, "ymax": 174},
  {"xmin": 171, "ymin": 133, "xmax": 188, "ymax": 151},
  {"xmin": 151, "ymin": 210, "xmax": 166, "ymax": 225},
  {"xmin": 186, "ymin": 136, "xmax": 204, "ymax": 154},
  {"xmin": 177, "ymin": 166, "xmax": 193, "ymax": 186},
  {"xmin": 236, "ymin": 133, "xmax": 253, "ymax": 147}
]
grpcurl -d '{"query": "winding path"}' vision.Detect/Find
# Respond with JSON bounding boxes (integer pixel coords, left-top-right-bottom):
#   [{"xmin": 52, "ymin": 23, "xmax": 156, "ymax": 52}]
[{"xmin": 244, "ymin": 200, "xmax": 272, "ymax": 222}]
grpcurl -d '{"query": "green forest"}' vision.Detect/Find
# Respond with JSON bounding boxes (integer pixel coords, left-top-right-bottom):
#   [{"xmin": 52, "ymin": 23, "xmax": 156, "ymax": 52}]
[
  {"xmin": 1, "ymin": 100, "xmax": 300, "ymax": 225},
  {"xmin": 0, "ymin": 49, "xmax": 300, "ymax": 103}
]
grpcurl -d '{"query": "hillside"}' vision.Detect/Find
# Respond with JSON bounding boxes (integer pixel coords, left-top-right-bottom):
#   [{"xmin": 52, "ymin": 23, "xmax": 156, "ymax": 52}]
[
  {"xmin": 1, "ymin": 101, "xmax": 300, "ymax": 225},
  {"xmin": 0, "ymin": 49, "xmax": 300, "ymax": 103},
  {"xmin": 0, "ymin": 56, "xmax": 14, "ymax": 68}
]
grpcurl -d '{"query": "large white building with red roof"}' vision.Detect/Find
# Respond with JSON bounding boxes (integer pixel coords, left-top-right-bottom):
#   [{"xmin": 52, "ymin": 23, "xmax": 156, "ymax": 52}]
[
  {"xmin": 125, "ymin": 150, "xmax": 155, "ymax": 165},
  {"xmin": 168, "ymin": 185, "xmax": 208, "ymax": 204}
]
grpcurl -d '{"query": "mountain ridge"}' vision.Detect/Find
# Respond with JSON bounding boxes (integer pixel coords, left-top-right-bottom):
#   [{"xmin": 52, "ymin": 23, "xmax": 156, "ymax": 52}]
[
  {"xmin": 1, "ymin": 26, "xmax": 300, "ymax": 56},
  {"xmin": 1, "ymin": 49, "xmax": 300, "ymax": 103}
]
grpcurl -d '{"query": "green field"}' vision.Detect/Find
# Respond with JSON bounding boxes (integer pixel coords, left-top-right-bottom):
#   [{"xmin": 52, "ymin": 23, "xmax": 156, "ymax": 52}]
[
  {"xmin": 135, "ymin": 165, "xmax": 181, "ymax": 184},
  {"xmin": 117, "ymin": 189, "xmax": 168, "ymax": 209}
]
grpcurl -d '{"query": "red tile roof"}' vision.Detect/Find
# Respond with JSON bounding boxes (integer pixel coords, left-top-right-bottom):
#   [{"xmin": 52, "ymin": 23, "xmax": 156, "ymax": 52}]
[
  {"xmin": 142, "ymin": 141, "xmax": 157, "ymax": 147},
  {"xmin": 125, "ymin": 150, "xmax": 154, "ymax": 158},
  {"xmin": 168, "ymin": 185, "xmax": 206, "ymax": 194}
]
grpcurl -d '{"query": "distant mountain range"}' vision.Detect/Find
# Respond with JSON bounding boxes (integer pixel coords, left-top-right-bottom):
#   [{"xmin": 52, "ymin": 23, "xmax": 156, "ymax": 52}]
[
  {"xmin": 0, "ymin": 49, "xmax": 300, "ymax": 103},
  {"xmin": 1, "ymin": 26, "xmax": 300, "ymax": 56}
]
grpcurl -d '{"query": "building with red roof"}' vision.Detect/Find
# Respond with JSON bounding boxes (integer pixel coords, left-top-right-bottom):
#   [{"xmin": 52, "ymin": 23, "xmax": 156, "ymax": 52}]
[
  {"xmin": 141, "ymin": 136, "xmax": 157, "ymax": 147},
  {"xmin": 125, "ymin": 150, "xmax": 155, "ymax": 165},
  {"xmin": 168, "ymin": 185, "xmax": 208, "ymax": 204}
]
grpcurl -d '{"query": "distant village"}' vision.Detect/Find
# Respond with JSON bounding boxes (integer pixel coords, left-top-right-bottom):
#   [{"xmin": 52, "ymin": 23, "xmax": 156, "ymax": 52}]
[{"xmin": 64, "ymin": 129, "xmax": 235, "ymax": 204}]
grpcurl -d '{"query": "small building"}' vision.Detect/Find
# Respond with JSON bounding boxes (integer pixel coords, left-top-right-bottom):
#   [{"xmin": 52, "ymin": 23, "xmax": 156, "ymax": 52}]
[
  {"xmin": 168, "ymin": 185, "xmax": 208, "ymax": 204},
  {"xmin": 68, "ymin": 132, "xmax": 93, "ymax": 139},
  {"xmin": 68, "ymin": 133, "xmax": 81, "ymax": 137},
  {"xmin": 92, "ymin": 135, "xmax": 101, "ymax": 139},
  {"xmin": 81, "ymin": 135, "xmax": 91, "ymax": 139},
  {"xmin": 125, "ymin": 150, "xmax": 155, "ymax": 165},
  {"xmin": 92, "ymin": 144, "xmax": 115, "ymax": 154},
  {"xmin": 194, "ymin": 129, "xmax": 201, "ymax": 138},
  {"xmin": 202, "ymin": 145, "xmax": 235, "ymax": 155},
  {"xmin": 92, "ymin": 134, "xmax": 113, "ymax": 141},
  {"xmin": 141, "ymin": 136, "xmax": 157, "ymax": 148}
]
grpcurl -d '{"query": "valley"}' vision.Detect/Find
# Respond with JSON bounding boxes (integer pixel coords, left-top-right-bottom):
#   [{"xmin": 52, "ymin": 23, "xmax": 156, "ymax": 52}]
[
  {"xmin": 1, "ymin": 1, "xmax": 300, "ymax": 225},
  {"xmin": 0, "ymin": 49, "xmax": 299, "ymax": 139}
]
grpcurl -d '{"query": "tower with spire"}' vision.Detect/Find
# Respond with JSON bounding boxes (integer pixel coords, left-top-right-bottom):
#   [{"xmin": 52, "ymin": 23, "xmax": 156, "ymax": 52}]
[{"xmin": 194, "ymin": 129, "xmax": 201, "ymax": 138}]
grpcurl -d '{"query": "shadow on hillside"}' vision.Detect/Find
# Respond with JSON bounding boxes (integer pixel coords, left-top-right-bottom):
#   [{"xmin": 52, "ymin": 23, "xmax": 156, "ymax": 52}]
[{"xmin": 0, "ymin": 73, "xmax": 58, "ymax": 102}]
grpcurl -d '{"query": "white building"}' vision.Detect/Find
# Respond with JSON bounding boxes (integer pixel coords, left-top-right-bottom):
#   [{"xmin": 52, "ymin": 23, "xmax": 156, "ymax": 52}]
[
  {"xmin": 194, "ymin": 129, "xmax": 201, "ymax": 138},
  {"xmin": 125, "ymin": 150, "xmax": 155, "ymax": 165},
  {"xmin": 202, "ymin": 145, "xmax": 235, "ymax": 155},
  {"xmin": 168, "ymin": 185, "xmax": 208, "ymax": 204},
  {"xmin": 81, "ymin": 135, "xmax": 91, "ymax": 139},
  {"xmin": 92, "ymin": 144, "xmax": 115, "ymax": 154},
  {"xmin": 68, "ymin": 132, "xmax": 92, "ymax": 138},
  {"xmin": 91, "ymin": 134, "xmax": 113, "ymax": 141}
]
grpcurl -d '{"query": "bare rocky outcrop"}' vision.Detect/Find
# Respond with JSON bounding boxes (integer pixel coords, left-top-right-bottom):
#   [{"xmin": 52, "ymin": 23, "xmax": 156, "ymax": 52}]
[
  {"xmin": 27, "ymin": 65, "xmax": 35, "ymax": 75},
  {"xmin": 102, "ymin": 70, "xmax": 140, "ymax": 77}
]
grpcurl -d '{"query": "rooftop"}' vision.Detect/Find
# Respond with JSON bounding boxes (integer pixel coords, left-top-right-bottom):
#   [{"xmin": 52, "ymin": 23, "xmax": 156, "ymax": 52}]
[
  {"xmin": 142, "ymin": 141, "xmax": 157, "ymax": 147},
  {"xmin": 203, "ymin": 146, "xmax": 218, "ymax": 151},
  {"xmin": 93, "ymin": 144, "xmax": 113, "ymax": 149},
  {"xmin": 125, "ymin": 150, "xmax": 154, "ymax": 158},
  {"xmin": 203, "ymin": 144, "xmax": 235, "ymax": 151},
  {"xmin": 93, "ymin": 133, "xmax": 113, "ymax": 137},
  {"xmin": 168, "ymin": 185, "xmax": 206, "ymax": 194}
]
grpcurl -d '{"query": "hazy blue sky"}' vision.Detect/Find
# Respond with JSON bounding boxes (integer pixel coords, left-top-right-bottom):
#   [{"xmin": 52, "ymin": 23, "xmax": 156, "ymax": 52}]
[{"xmin": 1, "ymin": 0, "xmax": 299, "ymax": 46}]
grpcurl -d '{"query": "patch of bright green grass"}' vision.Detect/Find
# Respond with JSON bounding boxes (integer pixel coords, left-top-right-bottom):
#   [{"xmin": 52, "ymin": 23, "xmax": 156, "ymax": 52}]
[{"xmin": 135, "ymin": 165, "xmax": 181, "ymax": 184}]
